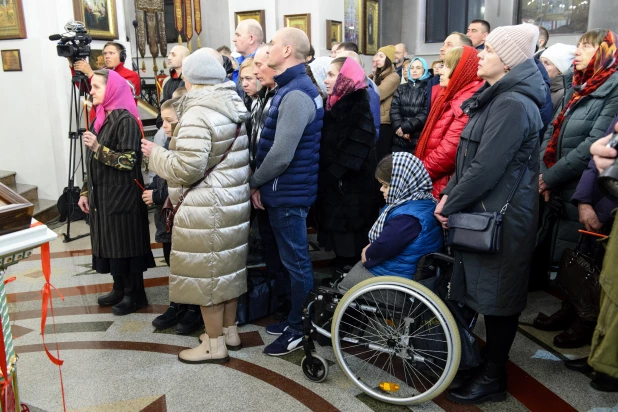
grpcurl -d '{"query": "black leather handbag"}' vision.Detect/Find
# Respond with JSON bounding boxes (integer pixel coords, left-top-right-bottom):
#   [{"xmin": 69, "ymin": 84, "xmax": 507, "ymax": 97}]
[{"xmin": 447, "ymin": 156, "xmax": 530, "ymax": 253}]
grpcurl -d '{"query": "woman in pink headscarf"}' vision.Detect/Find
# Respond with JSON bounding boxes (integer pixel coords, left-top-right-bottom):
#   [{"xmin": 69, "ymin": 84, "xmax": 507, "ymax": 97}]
[
  {"xmin": 317, "ymin": 57, "xmax": 377, "ymax": 267},
  {"xmin": 78, "ymin": 69, "xmax": 155, "ymax": 316}
]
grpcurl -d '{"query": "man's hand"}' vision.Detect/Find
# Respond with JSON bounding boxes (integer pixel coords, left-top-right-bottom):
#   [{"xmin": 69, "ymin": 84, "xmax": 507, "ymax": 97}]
[
  {"xmin": 251, "ymin": 188, "xmax": 264, "ymax": 210},
  {"xmin": 434, "ymin": 195, "xmax": 449, "ymax": 229},
  {"xmin": 578, "ymin": 203, "xmax": 603, "ymax": 232},
  {"xmin": 141, "ymin": 139, "xmax": 157, "ymax": 157},
  {"xmin": 591, "ymin": 133, "xmax": 618, "ymax": 174},
  {"xmin": 73, "ymin": 59, "xmax": 94, "ymax": 78},
  {"xmin": 395, "ymin": 127, "xmax": 403, "ymax": 137},
  {"xmin": 142, "ymin": 190, "xmax": 154, "ymax": 206},
  {"xmin": 540, "ymin": 190, "xmax": 551, "ymax": 202},
  {"xmin": 78, "ymin": 196, "xmax": 90, "ymax": 214},
  {"xmin": 361, "ymin": 244, "xmax": 370, "ymax": 264},
  {"xmin": 83, "ymin": 131, "xmax": 100, "ymax": 152}
]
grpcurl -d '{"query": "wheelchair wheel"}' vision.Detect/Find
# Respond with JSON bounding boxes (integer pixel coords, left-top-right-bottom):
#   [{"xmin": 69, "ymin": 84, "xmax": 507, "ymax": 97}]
[
  {"xmin": 301, "ymin": 354, "xmax": 329, "ymax": 383},
  {"xmin": 331, "ymin": 276, "xmax": 461, "ymax": 405}
]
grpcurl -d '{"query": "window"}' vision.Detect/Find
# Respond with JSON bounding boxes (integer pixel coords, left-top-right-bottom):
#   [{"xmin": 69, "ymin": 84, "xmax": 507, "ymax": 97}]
[
  {"xmin": 518, "ymin": 0, "xmax": 589, "ymax": 35},
  {"xmin": 425, "ymin": 0, "xmax": 485, "ymax": 43}
]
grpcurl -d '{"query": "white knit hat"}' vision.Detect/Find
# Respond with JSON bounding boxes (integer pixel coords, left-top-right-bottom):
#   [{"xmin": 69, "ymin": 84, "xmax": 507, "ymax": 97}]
[
  {"xmin": 486, "ymin": 24, "xmax": 539, "ymax": 69},
  {"xmin": 182, "ymin": 49, "xmax": 226, "ymax": 85},
  {"xmin": 541, "ymin": 43, "xmax": 577, "ymax": 75}
]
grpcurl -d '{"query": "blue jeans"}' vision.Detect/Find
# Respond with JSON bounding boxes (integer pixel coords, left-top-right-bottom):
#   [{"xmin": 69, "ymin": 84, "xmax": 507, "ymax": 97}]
[
  {"xmin": 267, "ymin": 206, "xmax": 314, "ymax": 330},
  {"xmin": 256, "ymin": 208, "xmax": 291, "ymax": 303}
]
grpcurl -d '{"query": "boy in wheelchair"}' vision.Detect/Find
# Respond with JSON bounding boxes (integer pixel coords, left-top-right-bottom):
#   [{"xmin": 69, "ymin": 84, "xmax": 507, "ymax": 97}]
[{"xmin": 337, "ymin": 152, "xmax": 443, "ymax": 294}]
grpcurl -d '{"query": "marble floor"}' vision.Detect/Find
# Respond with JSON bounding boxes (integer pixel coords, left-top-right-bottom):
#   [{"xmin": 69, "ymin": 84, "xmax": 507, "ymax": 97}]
[{"xmin": 4, "ymin": 214, "xmax": 618, "ymax": 412}]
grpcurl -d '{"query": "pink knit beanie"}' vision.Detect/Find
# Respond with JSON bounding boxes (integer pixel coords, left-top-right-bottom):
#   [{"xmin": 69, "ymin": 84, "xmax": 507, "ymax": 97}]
[{"xmin": 485, "ymin": 24, "xmax": 539, "ymax": 69}]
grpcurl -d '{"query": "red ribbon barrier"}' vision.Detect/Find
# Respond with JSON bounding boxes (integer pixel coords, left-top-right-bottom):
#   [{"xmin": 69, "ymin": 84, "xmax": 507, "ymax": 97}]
[{"xmin": 31, "ymin": 222, "xmax": 67, "ymax": 411}]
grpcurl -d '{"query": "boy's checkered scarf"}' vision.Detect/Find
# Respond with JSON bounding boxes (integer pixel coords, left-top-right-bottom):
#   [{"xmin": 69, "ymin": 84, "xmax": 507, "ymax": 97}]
[{"xmin": 368, "ymin": 152, "xmax": 436, "ymax": 243}]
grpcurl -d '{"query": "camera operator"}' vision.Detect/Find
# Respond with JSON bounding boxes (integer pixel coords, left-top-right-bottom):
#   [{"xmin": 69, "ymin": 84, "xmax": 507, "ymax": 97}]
[{"xmin": 71, "ymin": 42, "xmax": 140, "ymax": 107}]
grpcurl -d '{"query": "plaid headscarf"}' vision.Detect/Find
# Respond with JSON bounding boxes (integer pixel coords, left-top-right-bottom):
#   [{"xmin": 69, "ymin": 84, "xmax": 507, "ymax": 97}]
[
  {"xmin": 368, "ymin": 152, "xmax": 435, "ymax": 243},
  {"xmin": 543, "ymin": 30, "xmax": 618, "ymax": 168}
]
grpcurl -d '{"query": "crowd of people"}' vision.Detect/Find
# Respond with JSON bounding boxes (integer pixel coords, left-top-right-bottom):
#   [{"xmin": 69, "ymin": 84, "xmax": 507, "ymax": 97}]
[{"xmin": 72, "ymin": 15, "xmax": 618, "ymax": 405}]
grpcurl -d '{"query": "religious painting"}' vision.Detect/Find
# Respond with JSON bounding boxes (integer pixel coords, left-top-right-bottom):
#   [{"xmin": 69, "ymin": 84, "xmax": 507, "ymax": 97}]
[
  {"xmin": 1, "ymin": 49, "xmax": 21, "ymax": 71},
  {"xmin": 364, "ymin": 0, "xmax": 379, "ymax": 55},
  {"xmin": 0, "ymin": 0, "xmax": 27, "ymax": 40},
  {"xmin": 326, "ymin": 20, "xmax": 342, "ymax": 50},
  {"xmin": 344, "ymin": 0, "xmax": 363, "ymax": 54},
  {"xmin": 72, "ymin": 0, "xmax": 118, "ymax": 40},
  {"xmin": 89, "ymin": 49, "xmax": 104, "ymax": 70},
  {"xmin": 234, "ymin": 10, "xmax": 266, "ymax": 41},
  {"xmin": 284, "ymin": 14, "xmax": 311, "ymax": 42}
]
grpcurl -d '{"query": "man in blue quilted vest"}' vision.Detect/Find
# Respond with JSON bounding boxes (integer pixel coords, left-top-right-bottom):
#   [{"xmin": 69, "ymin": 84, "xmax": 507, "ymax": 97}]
[{"xmin": 250, "ymin": 27, "xmax": 324, "ymax": 356}]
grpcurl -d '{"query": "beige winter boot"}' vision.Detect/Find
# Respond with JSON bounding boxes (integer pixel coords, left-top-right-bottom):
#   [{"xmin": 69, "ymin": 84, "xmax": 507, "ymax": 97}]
[
  {"xmin": 199, "ymin": 326, "xmax": 242, "ymax": 351},
  {"xmin": 224, "ymin": 325, "xmax": 242, "ymax": 351},
  {"xmin": 178, "ymin": 334, "xmax": 229, "ymax": 364}
]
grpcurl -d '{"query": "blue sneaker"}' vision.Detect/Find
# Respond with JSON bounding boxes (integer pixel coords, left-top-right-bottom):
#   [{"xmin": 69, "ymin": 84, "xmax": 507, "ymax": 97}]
[
  {"xmin": 265, "ymin": 320, "xmax": 290, "ymax": 336},
  {"xmin": 263, "ymin": 327, "xmax": 303, "ymax": 356}
]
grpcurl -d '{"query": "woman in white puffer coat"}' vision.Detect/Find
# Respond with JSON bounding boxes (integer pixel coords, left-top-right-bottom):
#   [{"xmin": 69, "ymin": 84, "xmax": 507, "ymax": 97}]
[{"xmin": 143, "ymin": 50, "xmax": 250, "ymax": 364}]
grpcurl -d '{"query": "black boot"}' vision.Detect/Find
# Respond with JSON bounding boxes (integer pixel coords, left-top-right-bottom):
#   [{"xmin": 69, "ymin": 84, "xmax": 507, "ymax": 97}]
[
  {"xmin": 591, "ymin": 372, "xmax": 618, "ymax": 392},
  {"xmin": 532, "ymin": 301, "xmax": 576, "ymax": 331},
  {"xmin": 97, "ymin": 275, "xmax": 124, "ymax": 307},
  {"xmin": 553, "ymin": 317, "xmax": 595, "ymax": 348},
  {"xmin": 152, "ymin": 302, "xmax": 188, "ymax": 330},
  {"xmin": 564, "ymin": 357, "xmax": 594, "ymax": 374},
  {"xmin": 447, "ymin": 362, "xmax": 507, "ymax": 404},
  {"xmin": 449, "ymin": 363, "xmax": 484, "ymax": 390},
  {"xmin": 175, "ymin": 305, "xmax": 204, "ymax": 334},
  {"xmin": 112, "ymin": 273, "xmax": 148, "ymax": 316}
]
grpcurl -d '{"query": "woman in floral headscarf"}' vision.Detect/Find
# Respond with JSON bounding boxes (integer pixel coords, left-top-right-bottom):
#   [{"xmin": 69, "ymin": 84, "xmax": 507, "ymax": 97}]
[
  {"xmin": 534, "ymin": 29, "xmax": 618, "ymax": 347},
  {"xmin": 77, "ymin": 69, "xmax": 155, "ymax": 316},
  {"xmin": 317, "ymin": 57, "xmax": 377, "ymax": 267}
]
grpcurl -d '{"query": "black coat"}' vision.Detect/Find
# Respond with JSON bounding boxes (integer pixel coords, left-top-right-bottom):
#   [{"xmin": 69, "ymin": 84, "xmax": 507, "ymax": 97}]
[
  {"xmin": 318, "ymin": 88, "xmax": 377, "ymax": 233},
  {"xmin": 441, "ymin": 60, "xmax": 545, "ymax": 316},
  {"xmin": 156, "ymin": 70, "xmax": 184, "ymax": 128},
  {"xmin": 390, "ymin": 79, "xmax": 429, "ymax": 152},
  {"xmin": 85, "ymin": 109, "xmax": 152, "ymax": 259},
  {"xmin": 147, "ymin": 137, "xmax": 171, "ymax": 244}
]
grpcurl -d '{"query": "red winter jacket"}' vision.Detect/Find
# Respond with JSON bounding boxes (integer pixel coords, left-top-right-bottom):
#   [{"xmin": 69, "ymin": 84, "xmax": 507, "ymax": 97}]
[{"xmin": 419, "ymin": 80, "xmax": 483, "ymax": 198}]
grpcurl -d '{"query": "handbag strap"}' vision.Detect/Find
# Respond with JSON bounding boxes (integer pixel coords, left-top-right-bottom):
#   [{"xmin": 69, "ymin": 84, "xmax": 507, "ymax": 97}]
[
  {"xmin": 170, "ymin": 123, "xmax": 242, "ymax": 216},
  {"xmin": 500, "ymin": 155, "xmax": 532, "ymax": 215}
]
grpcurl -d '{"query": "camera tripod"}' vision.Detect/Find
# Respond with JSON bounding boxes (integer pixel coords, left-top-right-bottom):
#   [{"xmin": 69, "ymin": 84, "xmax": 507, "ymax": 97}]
[{"xmin": 59, "ymin": 71, "xmax": 90, "ymax": 243}]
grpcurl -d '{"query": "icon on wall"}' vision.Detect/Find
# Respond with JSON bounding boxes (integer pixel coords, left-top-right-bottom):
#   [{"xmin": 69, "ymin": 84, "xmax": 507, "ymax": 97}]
[
  {"xmin": 326, "ymin": 20, "xmax": 342, "ymax": 50},
  {"xmin": 0, "ymin": 0, "xmax": 27, "ymax": 40},
  {"xmin": 284, "ymin": 13, "xmax": 311, "ymax": 43}
]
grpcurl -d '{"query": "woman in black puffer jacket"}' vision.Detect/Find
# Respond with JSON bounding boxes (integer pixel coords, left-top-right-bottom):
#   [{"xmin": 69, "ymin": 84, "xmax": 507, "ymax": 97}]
[{"xmin": 390, "ymin": 57, "xmax": 432, "ymax": 153}]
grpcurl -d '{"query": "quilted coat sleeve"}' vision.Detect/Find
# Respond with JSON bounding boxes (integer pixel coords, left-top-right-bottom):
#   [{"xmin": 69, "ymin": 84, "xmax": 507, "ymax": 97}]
[
  {"xmin": 422, "ymin": 103, "xmax": 468, "ymax": 181},
  {"xmin": 148, "ymin": 107, "xmax": 211, "ymax": 187},
  {"xmin": 390, "ymin": 87, "xmax": 404, "ymax": 131},
  {"xmin": 542, "ymin": 87, "xmax": 618, "ymax": 190},
  {"xmin": 441, "ymin": 98, "xmax": 529, "ymax": 215}
]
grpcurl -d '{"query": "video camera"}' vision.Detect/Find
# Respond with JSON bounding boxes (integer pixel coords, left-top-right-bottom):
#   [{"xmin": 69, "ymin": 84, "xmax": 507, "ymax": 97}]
[{"xmin": 50, "ymin": 21, "xmax": 92, "ymax": 61}]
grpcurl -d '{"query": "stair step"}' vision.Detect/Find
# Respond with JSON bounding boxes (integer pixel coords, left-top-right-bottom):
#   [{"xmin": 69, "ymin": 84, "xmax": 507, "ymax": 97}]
[
  {"xmin": 6, "ymin": 183, "xmax": 38, "ymax": 202},
  {"xmin": 33, "ymin": 199, "xmax": 59, "ymax": 224},
  {"xmin": 0, "ymin": 171, "xmax": 16, "ymax": 186}
]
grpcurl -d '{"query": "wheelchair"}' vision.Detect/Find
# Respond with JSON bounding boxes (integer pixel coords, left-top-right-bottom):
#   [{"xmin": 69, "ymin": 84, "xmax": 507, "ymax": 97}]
[{"xmin": 299, "ymin": 253, "xmax": 462, "ymax": 406}]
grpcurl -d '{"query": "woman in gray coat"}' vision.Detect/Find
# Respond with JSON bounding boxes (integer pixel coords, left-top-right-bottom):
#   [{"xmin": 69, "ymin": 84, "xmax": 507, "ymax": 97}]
[
  {"xmin": 142, "ymin": 50, "xmax": 250, "ymax": 364},
  {"xmin": 434, "ymin": 24, "xmax": 545, "ymax": 405},
  {"xmin": 539, "ymin": 29, "xmax": 618, "ymax": 265}
]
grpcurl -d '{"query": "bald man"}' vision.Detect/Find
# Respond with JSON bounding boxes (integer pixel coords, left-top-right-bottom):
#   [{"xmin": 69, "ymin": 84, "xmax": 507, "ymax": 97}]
[
  {"xmin": 232, "ymin": 19, "xmax": 264, "ymax": 83},
  {"xmin": 250, "ymin": 28, "xmax": 324, "ymax": 356},
  {"xmin": 394, "ymin": 43, "xmax": 408, "ymax": 77},
  {"xmin": 156, "ymin": 45, "xmax": 190, "ymax": 129}
]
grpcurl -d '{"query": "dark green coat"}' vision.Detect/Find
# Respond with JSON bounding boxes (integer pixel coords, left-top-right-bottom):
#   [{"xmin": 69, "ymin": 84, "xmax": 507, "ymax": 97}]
[
  {"xmin": 442, "ymin": 60, "xmax": 545, "ymax": 316},
  {"xmin": 540, "ymin": 71, "xmax": 618, "ymax": 263},
  {"xmin": 85, "ymin": 109, "xmax": 152, "ymax": 259}
]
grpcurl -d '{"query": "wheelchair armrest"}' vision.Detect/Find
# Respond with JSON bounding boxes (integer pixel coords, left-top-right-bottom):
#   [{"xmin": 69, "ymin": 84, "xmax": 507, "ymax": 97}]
[{"xmin": 425, "ymin": 252, "xmax": 454, "ymax": 264}]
